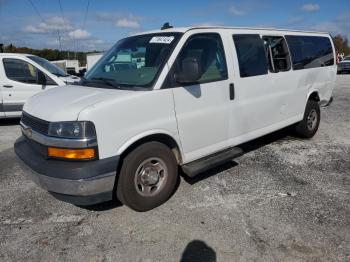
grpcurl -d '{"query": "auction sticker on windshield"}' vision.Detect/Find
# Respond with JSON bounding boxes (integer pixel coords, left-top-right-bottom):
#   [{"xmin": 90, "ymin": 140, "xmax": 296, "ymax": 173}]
[{"xmin": 150, "ymin": 36, "xmax": 175, "ymax": 44}]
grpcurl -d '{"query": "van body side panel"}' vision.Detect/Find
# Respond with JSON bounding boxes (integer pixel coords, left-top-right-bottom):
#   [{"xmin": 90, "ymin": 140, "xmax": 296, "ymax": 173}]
[
  {"xmin": 285, "ymin": 34, "xmax": 336, "ymax": 107},
  {"xmin": 172, "ymin": 82, "xmax": 231, "ymax": 163},
  {"xmin": 222, "ymin": 30, "xmax": 335, "ymax": 150},
  {"xmin": 296, "ymin": 66, "xmax": 334, "ymax": 107},
  {"xmin": 78, "ymin": 89, "xmax": 180, "ymax": 160},
  {"xmin": 228, "ymin": 31, "xmax": 297, "ymax": 138}
]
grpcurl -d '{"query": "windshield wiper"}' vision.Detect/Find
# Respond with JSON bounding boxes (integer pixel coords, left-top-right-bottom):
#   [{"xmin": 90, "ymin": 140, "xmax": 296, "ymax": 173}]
[{"xmin": 89, "ymin": 77, "xmax": 123, "ymax": 89}]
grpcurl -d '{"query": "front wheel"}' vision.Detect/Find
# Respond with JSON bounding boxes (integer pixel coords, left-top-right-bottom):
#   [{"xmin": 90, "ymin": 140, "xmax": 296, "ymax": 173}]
[
  {"xmin": 116, "ymin": 142, "xmax": 178, "ymax": 211},
  {"xmin": 294, "ymin": 100, "xmax": 320, "ymax": 138}
]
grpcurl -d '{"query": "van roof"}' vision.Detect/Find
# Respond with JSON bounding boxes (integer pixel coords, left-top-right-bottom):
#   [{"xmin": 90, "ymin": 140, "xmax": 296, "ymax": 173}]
[{"xmin": 133, "ymin": 26, "xmax": 330, "ymax": 36}]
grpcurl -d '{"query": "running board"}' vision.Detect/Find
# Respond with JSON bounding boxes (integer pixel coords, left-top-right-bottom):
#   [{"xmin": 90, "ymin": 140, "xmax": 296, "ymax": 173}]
[{"xmin": 182, "ymin": 147, "xmax": 243, "ymax": 177}]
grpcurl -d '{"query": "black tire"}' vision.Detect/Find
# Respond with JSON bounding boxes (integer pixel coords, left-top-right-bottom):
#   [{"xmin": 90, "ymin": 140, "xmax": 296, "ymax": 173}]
[
  {"xmin": 294, "ymin": 100, "xmax": 320, "ymax": 138},
  {"xmin": 116, "ymin": 141, "xmax": 178, "ymax": 211}
]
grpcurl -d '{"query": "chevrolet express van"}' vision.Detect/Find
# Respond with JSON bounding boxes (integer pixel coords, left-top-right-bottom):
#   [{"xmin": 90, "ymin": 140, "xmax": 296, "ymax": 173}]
[
  {"xmin": 15, "ymin": 26, "xmax": 336, "ymax": 211},
  {"xmin": 0, "ymin": 53, "xmax": 79, "ymax": 118}
]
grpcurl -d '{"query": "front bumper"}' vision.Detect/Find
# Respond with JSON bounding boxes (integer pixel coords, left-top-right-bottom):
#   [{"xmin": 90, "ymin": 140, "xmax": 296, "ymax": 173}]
[
  {"xmin": 14, "ymin": 136, "xmax": 119, "ymax": 205},
  {"xmin": 337, "ymin": 64, "xmax": 350, "ymax": 73}
]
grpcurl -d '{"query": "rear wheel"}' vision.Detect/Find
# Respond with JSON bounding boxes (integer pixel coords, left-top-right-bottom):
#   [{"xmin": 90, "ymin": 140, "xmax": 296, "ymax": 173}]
[
  {"xmin": 116, "ymin": 142, "xmax": 178, "ymax": 211},
  {"xmin": 294, "ymin": 100, "xmax": 320, "ymax": 138}
]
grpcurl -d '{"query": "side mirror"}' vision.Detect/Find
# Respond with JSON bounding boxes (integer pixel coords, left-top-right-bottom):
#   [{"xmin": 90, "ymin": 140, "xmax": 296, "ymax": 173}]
[
  {"xmin": 175, "ymin": 57, "xmax": 201, "ymax": 84},
  {"xmin": 37, "ymin": 71, "xmax": 47, "ymax": 85}
]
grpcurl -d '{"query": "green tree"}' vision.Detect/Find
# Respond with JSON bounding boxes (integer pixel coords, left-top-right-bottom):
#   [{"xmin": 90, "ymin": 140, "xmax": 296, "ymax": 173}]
[
  {"xmin": 333, "ymin": 35, "xmax": 350, "ymax": 55},
  {"xmin": 2, "ymin": 44, "xmax": 91, "ymax": 66}
]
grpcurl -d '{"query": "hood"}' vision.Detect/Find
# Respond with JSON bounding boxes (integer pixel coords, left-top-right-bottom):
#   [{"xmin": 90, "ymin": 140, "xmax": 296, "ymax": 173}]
[
  {"xmin": 23, "ymin": 85, "xmax": 137, "ymax": 121},
  {"xmin": 59, "ymin": 75, "xmax": 80, "ymax": 84}
]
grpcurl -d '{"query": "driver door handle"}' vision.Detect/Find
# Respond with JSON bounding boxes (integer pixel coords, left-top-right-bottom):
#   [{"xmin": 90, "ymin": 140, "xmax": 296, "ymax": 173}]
[
  {"xmin": 3, "ymin": 85, "xmax": 13, "ymax": 88},
  {"xmin": 229, "ymin": 83, "xmax": 235, "ymax": 100}
]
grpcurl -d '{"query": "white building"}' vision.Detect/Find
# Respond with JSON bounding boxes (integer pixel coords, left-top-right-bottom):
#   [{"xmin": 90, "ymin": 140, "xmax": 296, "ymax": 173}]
[
  {"xmin": 51, "ymin": 59, "xmax": 80, "ymax": 74},
  {"xmin": 86, "ymin": 53, "xmax": 103, "ymax": 71}
]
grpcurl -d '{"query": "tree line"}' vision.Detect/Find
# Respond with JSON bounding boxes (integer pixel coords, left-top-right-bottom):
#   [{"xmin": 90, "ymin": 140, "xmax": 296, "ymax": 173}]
[
  {"xmin": 0, "ymin": 44, "xmax": 98, "ymax": 66},
  {"xmin": 333, "ymin": 35, "xmax": 350, "ymax": 56}
]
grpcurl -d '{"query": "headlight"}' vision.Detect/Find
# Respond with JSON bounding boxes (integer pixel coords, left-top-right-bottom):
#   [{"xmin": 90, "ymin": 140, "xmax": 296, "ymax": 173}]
[{"xmin": 48, "ymin": 121, "xmax": 96, "ymax": 139}]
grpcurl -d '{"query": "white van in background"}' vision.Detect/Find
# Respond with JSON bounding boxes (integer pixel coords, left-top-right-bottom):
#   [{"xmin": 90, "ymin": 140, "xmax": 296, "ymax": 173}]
[
  {"xmin": 86, "ymin": 53, "xmax": 103, "ymax": 71},
  {"xmin": 0, "ymin": 53, "xmax": 79, "ymax": 118},
  {"xmin": 15, "ymin": 26, "xmax": 336, "ymax": 211}
]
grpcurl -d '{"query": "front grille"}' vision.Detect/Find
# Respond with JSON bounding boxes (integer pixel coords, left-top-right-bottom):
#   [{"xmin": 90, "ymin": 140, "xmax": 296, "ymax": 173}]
[{"xmin": 21, "ymin": 112, "xmax": 50, "ymax": 135}]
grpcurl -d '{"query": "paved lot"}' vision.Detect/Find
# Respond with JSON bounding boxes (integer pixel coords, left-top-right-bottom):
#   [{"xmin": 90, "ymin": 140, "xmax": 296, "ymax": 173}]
[{"xmin": 0, "ymin": 76, "xmax": 349, "ymax": 262}]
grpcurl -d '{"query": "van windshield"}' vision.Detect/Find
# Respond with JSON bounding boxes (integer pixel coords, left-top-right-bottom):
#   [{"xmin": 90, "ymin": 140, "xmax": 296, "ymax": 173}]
[
  {"xmin": 83, "ymin": 33, "xmax": 182, "ymax": 89},
  {"xmin": 28, "ymin": 55, "xmax": 68, "ymax": 77}
]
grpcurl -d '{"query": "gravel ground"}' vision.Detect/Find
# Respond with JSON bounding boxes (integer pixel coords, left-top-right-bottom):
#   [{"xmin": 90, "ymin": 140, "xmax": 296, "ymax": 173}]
[{"xmin": 0, "ymin": 76, "xmax": 349, "ymax": 262}]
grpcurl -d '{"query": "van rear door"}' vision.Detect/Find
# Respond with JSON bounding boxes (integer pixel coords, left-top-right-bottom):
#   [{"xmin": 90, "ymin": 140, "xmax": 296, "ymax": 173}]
[{"xmin": 285, "ymin": 35, "xmax": 336, "ymax": 105}]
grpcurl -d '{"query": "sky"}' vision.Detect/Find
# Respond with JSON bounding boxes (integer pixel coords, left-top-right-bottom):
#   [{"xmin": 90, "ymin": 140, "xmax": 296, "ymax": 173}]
[{"xmin": 0, "ymin": 0, "xmax": 349, "ymax": 52}]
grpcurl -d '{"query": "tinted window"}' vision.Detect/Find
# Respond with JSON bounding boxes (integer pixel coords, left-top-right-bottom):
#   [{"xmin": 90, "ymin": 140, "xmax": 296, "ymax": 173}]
[
  {"xmin": 3, "ymin": 58, "xmax": 57, "ymax": 85},
  {"xmin": 233, "ymin": 34, "xmax": 268, "ymax": 77},
  {"xmin": 3, "ymin": 58, "xmax": 40, "ymax": 84},
  {"xmin": 285, "ymin": 35, "xmax": 334, "ymax": 70},
  {"xmin": 174, "ymin": 33, "xmax": 228, "ymax": 84}
]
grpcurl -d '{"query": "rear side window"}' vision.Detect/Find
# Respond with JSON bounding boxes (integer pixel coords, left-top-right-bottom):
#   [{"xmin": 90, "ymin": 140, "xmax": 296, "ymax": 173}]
[
  {"xmin": 285, "ymin": 35, "xmax": 334, "ymax": 70},
  {"xmin": 262, "ymin": 36, "xmax": 291, "ymax": 72},
  {"xmin": 233, "ymin": 34, "xmax": 268, "ymax": 78}
]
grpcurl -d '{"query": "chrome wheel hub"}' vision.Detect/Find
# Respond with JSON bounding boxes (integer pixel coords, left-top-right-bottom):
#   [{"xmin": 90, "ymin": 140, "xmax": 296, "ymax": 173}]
[
  {"xmin": 307, "ymin": 109, "xmax": 318, "ymax": 131},
  {"xmin": 134, "ymin": 157, "xmax": 168, "ymax": 196}
]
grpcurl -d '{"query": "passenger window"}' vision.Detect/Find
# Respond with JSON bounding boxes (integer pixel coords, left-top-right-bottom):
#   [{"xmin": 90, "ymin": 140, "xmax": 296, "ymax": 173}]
[
  {"xmin": 233, "ymin": 34, "xmax": 268, "ymax": 78},
  {"xmin": 4, "ymin": 59, "xmax": 37, "ymax": 84},
  {"xmin": 285, "ymin": 35, "xmax": 334, "ymax": 70},
  {"xmin": 174, "ymin": 33, "xmax": 228, "ymax": 84},
  {"xmin": 262, "ymin": 36, "xmax": 291, "ymax": 72},
  {"xmin": 3, "ymin": 58, "xmax": 56, "ymax": 85}
]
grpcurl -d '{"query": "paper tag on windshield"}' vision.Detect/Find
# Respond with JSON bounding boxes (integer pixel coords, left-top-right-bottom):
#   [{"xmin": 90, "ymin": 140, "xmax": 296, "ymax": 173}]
[{"xmin": 149, "ymin": 36, "xmax": 174, "ymax": 44}]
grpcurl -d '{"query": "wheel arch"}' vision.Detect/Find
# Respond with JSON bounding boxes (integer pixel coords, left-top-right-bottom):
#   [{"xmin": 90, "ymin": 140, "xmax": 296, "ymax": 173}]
[
  {"xmin": 307, "ymin": 90, "xmax": 320, "ymax": 102},
  {"xmin": 117, "ymin": 130, "xmax": 183, "ymax": 165}
]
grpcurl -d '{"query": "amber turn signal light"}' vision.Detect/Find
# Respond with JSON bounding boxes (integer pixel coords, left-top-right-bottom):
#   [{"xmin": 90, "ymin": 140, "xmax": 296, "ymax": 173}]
[{"xmin": 48, "ymin": 147, "xmax": 96, "ymax": 160}]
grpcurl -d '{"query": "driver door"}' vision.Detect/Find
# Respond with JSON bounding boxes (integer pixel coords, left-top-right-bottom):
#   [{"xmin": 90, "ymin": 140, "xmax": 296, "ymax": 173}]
[
  {"xmin": 0, "ymin": 58, "xmax": 52, "ymax": 117},
  {"xmin": 170, "ymin": 33, "xmax": 232, "ymax": 163}
]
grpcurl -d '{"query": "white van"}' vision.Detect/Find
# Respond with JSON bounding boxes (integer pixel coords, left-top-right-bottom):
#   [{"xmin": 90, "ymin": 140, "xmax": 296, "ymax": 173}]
[
  {"xmin": 15, "ymin": 26, "xmax": 336, "ymax": 211},
  {"xmin": 0, "ymin": 53, "xmax": 79, "ymax": 118}
]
